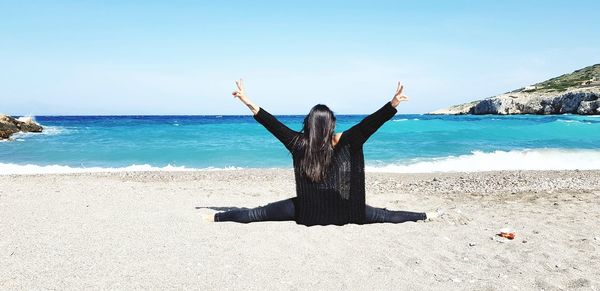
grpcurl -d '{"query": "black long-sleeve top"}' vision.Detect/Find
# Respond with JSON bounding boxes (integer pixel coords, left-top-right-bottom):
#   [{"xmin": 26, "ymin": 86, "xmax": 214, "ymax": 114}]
[{"xmin": 253, "ymin": 101, "xmax": 398, "ymax": 226}]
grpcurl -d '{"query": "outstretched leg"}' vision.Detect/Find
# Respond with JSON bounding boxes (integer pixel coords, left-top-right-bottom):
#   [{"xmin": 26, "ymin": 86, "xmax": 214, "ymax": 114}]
[
  {"xmin": 214, "ymin": 198, "xmax": 296, "ymax": 223},
  {"xmin": 365, "ymin": 205, "xmax": 427, "ymax": 223}
]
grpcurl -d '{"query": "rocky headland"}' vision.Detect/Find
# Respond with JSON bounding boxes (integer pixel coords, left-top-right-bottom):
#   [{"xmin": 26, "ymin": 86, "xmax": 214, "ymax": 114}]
[
  {"xmin": 430, "ymin": 64, "xmax": 600, "ymax": 115},
  {"xmin": 0, "ymin": 115, "xmax": 43, "ymax": 140}
]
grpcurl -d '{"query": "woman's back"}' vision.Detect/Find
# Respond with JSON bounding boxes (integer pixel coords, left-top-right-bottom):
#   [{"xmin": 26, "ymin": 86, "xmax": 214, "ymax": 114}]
[{"xmin": 254, "ymin": 101, "xmax": 398, "ymax": 226}]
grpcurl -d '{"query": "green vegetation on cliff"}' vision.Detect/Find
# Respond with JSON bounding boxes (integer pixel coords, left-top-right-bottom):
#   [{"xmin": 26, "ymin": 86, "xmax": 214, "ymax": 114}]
[{"xmin": 518, "ymin": 64, "xmax": 600, "ymax": 93}]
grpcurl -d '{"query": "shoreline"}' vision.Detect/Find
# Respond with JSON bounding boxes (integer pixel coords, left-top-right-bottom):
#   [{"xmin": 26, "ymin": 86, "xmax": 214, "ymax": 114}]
[
  {"xmin": 4, "ymin": 148, "xmax": 600, "ymax": 175},
  {"xmin": 2, "ymin": 168, "xmax": 599, "ymax": 193},
  {"xmin": 2, "ymin": 169, "xmax": 599, "ymax": 289}
]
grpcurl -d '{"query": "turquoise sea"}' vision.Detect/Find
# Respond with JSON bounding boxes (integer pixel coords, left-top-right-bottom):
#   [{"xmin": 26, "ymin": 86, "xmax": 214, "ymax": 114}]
[{"xmin": 2, "ymin": 114, "xmax": 600, "ymax": 174}]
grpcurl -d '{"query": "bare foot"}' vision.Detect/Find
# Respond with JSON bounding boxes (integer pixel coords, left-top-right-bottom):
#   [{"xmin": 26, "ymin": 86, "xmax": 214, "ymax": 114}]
[
  {"xmin": 426, "ymin": 208, "xmax": 445, "ymax": 222},
  {"xmin": 199, "ymin": 209, "xmax": 218, "ymax": 223}
]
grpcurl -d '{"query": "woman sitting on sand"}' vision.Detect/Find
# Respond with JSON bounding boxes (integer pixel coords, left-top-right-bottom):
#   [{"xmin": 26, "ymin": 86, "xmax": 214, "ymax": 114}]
[{"xmin": 214, "ymin": 80, "xmax": 427, "ymax": 226}]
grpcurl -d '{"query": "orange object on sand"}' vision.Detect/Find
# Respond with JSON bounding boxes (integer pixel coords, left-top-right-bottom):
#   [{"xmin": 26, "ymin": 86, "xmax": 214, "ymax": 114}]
[{"xmin": 498, "ymin": 232, "xmax": 516, "ymax": 240}]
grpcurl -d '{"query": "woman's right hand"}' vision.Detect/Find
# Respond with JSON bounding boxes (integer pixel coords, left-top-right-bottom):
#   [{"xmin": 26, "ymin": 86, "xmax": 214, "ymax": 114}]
[
  {"xmin": 232, "ymin": 79, "xmax": 260, "ymax": 115},
  {"xmin": 232, "ymin": 79, "xmax": 248, "ymax": 102}
]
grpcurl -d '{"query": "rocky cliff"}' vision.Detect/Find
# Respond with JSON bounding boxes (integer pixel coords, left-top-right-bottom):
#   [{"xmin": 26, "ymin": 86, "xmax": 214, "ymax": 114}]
[
  {"xmin": 430, "ymin": 64, "xmax": 600, "ymax": 115},
  {"xmin": 0, "ymin": 115, "xmax": 43, "ymax": 139}
]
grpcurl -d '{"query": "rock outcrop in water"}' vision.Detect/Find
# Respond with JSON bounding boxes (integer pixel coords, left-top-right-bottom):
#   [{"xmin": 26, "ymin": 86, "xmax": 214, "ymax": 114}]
[
  {"xmin": 0, "ymin": 115, "xmax": 43, "ymax": 140},
  {"xmin": 430, "ymin": 64, "xmax": 600, "ymax": 115}
]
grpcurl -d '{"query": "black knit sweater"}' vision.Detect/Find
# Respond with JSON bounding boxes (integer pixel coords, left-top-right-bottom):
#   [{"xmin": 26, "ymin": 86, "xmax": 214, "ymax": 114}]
[{"xmin": 253, "ymin": 101, "xmax": 398, "ymax": 226}]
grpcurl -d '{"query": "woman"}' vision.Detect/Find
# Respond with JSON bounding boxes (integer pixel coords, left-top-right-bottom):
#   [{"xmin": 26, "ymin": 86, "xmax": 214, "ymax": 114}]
[{"xmin": 214, "ymin": 79, "xmax": 427, "ymax": 226}]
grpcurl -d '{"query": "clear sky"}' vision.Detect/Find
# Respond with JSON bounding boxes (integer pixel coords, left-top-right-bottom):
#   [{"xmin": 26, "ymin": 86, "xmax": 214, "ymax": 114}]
[{"xmin": 1, "ymin": 1, "xmax": 599, "ymax": 115}]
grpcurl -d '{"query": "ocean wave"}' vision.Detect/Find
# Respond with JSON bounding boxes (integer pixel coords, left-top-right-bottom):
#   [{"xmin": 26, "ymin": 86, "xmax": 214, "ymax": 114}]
[
  {"xmin": 0, "ymin": 163, "xmax": 244, "ymax": 175},
  {"xmin": 393, "ymin": 118, "xmax": 420, "ymax": 122},
  {"xmin": 16, "ymin": 116, "xmax": 36, "ymax": 123},
  {"xmin": 365, "ymin": 149, "xmax": 600, "ymax": 173},
  {"xmin": 3, "ymin": 148, "xmax": 600, "ymax": 175},
  {"xmin": 9, "ymin": 126, "xmax": 69, "ymax": 139},
  {"xmin": 555, "ymin": 119, "xmax": 592, "ymax": 124}
]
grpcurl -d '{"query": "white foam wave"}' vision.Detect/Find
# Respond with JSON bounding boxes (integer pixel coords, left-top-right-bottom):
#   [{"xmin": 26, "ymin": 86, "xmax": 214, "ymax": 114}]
[
  {"xmin": 0, "ymin": 163, "xmax": 244, "ymax": 175},
  {"xmin": 3, "ymin": 148, "xmax": 600, "ymax": 175},
  {"xmin": 366, "ymin": 149, "xmax": 600, "ymax": 173},
  {"xmin": 393, "ymin": 118, "xmax": 420, "ymax": 122},
  {"xmin": 16, "ymin": 116, "xmax": 36, "ymax": 123},
  {"xmin": 556, "ymin": 119, "xmax": 591, "ymax": 124},
  {"xmin": 43, "ymin": 126, "xmax": 69, "ymax": 135},
  {"xmin": 9, "ymin": 126, "xmax": 68, "ymax": 139}
]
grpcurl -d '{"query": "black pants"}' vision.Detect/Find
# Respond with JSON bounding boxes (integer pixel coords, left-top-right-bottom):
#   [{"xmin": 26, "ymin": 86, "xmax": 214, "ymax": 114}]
[{"xmin": 213, "ymin": 198, "xmax": 427, "ymax": 224}]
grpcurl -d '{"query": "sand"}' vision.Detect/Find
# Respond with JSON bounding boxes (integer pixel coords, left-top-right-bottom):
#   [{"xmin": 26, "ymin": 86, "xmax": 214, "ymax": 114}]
[{"xmin": 1, "ymin": 169, "xmax": 599, "ymax": 290}]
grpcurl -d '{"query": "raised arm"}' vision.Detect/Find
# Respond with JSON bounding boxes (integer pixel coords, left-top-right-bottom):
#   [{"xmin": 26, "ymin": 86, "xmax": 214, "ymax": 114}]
[
  {"xmin": 232, "ymin": 79, "xmax": 298, "ymax": 152},
  {"xmin": 348, "ymin": 81, "xmax": 408, "ymax": 144}
]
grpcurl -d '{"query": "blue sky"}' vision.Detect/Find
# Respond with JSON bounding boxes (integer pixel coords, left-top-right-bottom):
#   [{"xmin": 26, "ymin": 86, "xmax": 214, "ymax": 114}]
[{"xmin": 1, "ymin": 1, "xmax": 599, "ymax": 115}]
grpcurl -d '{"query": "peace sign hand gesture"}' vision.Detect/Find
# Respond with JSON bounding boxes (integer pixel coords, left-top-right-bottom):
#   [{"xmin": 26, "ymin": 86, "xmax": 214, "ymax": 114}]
[
  {"xmin": 232, "ymin": 79, "xmax": 260, "ymax": 115},
  {"xmin": 232, "ymin": 79, "xmax": 248, "ymax": 102},
  {"xmin": 391, "ymin": 81, "xmax": 409, "ymax": 107}
]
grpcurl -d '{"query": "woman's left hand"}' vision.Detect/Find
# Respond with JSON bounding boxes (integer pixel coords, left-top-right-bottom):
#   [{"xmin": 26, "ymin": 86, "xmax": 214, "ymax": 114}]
[{"xmin": 391, "ymin": 81, "xmax": 409, "ymax": 107}]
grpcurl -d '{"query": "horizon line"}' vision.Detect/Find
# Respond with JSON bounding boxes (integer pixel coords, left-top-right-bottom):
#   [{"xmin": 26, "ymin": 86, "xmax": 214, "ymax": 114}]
[{"xmin": 5, "ymin": 113, "xmax": 428, "ymax": 117}]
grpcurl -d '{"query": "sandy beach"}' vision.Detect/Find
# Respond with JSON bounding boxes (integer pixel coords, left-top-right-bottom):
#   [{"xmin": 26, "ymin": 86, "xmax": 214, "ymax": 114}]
[{"xmin": 1, "ymin": 169, "xmax": 599, "ymax": 290}]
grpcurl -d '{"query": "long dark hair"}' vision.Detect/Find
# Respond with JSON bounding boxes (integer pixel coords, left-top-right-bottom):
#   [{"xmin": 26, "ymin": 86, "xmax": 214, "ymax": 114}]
[{"xmin": 292, "ymin": 104, "xmax": 336, "ymax": 183}]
